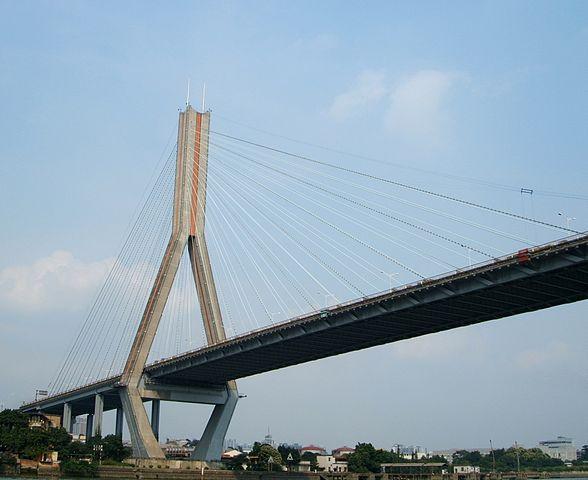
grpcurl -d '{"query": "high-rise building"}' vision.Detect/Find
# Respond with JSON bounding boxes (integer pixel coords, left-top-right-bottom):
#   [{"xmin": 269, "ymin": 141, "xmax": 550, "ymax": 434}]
[{"xmin": 538, "ymin": 436, "xmax": 577, "ymax": 461}]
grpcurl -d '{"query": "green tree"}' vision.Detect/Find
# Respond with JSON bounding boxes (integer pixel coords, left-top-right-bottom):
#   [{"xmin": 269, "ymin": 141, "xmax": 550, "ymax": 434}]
[
  {"xmin": 101, "ymin": 435, "xmax": 131, "ymax": 462},
  {"xmin": 347, "ymin": 443, "xmax": 381, "ymax": 473},
  {"xmin": 278, "ymin": 444, "xmax": 300, "ymax": 465},
  {"xmin": 258, "ymin": 444, "xmax": 283, "ymax": 471},
  {"xmin": 0, "ymin": 409, "xmax": 72, "ymax": 460},
  {"xmin": 60, "ymin": 440, "xmax": 93, "ymax": 461}
]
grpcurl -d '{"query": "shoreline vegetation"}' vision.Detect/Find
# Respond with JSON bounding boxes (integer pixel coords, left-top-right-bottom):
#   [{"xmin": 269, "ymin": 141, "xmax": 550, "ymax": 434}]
[{"xmin": 1, "ymin": 410, "xmax": 587, "ymax": 478}]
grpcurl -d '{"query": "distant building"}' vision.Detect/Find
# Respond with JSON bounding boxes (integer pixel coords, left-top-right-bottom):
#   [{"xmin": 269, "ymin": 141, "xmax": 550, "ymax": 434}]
[
  {"xmin": 454, "ymin": 466, "xmax": 480, "ymax": 474},
  {"xmin": 221, "ymin": 449, "xmax": 243, "ymax": 461},
  {"xmin": 317, "ymin": 454, "xmax": 348, "ymax": 472},
  {"xmin": 393, "ymin": 444, "xmax": 428, "ymax": 460},
  {"xmin": 71, "ymin": 416, "xmax": 87, "ymax": 441},
  {"xmin": 239, "ymin": 443, "xmax": 254, "ymax": 454},
  {"xmin": 332, "ymin": 446, "xmax": 355, "ymax": 456},
  {"xmin": 301, "ymin": 444, "xmax": 327, "ymax": 455},
  {"xmin": 262, "ymin": 429, "xmax": 275, "ymax": 447},
  {"xmin": 538, "ymin": 437, "xmax": 577, "ymax": 461},
  {"xmin": 225, "ymin": 438, "xmax": 238, "ymax": 450},
  {"xmin": 28, "ymin": 413, "xmax": 61, "ymax": 430},
  {"xmin": 162, "ymin": 439, "xmax": 193, "ymax": 458}
]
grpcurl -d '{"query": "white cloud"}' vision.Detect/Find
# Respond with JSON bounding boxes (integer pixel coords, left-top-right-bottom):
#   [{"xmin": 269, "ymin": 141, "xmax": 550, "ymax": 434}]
[
  {"xmin": 0, "ymin": 250, "xmax": 113, "ymax": 313},
  {"xmin": 384, "ymin": 69, "xmax": 460, "ymax": 146},
  {"xmin": 515, "ymin": 341, "xmax": 571, "ymax": 370},
  {"xmin": 328, "ymin": 70, "xmax": 387, "ymax": 121}
]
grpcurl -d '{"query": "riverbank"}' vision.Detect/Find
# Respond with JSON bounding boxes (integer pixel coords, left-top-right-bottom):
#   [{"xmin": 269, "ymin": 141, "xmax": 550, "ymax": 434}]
[{"xmin": 4, "ymin": 469, "xmax": 588, "ymax": 480}]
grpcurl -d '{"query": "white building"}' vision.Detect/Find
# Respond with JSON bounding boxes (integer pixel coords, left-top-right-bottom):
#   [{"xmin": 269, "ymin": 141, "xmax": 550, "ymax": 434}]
[
  {"xmin": 316, "ymin": 454, "xmax": 348, "ymax": 472},
  {"xmin": 454, "ymin": 466, "xmax": 480, "ymax": 474},
  {"xmin": 538, "ymin": 437, "xmax": 577, "ymax": 462}
]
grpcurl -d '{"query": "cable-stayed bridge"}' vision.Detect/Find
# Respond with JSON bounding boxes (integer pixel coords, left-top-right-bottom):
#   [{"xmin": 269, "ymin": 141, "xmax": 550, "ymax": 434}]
[{"xmin": 21, "ymin": 105, "xmax": 588, "ymax": 461}]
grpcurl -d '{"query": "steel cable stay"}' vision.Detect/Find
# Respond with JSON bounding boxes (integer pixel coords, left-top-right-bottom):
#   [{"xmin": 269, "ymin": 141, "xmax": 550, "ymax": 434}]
[
  {"xmin": 207, "ymin": 153, "xmax": 424, "ymax": 278},
  {"xmin": 210, "ymin": 142, "xmax": 493, "ymax": 260},
  {"xmin": 83, "ymin": 195, "xmax": 174, "ymax": 385},
  {"xmin": 207, "ymin": 150, "xmax": 455, "ymax": 273},
  {"xmin": 205, "ymin": 190, "xmax": 317, "ymax": 315},
  {"xmin": 188, "ymin": 135, "xmax": 418, "ymax": 310},
  {"xmin": 211, "ymin": 112, "xmax": 588, "ymax": 202},
  {"xmin": 207, "ymin": 162, "xmax": 379, "ymax": 295},
  {"xmin": 207, "ymin": 193, "xmax": 276, "ymax": 325},
  {"xmin": 183, "ymin": 142, "xmax": 330, "ymax": 316},
  {"xmin": 78, "ymin": 167, "xmax": 177, "ymax": 387},
  {"xmin": 211, "ymin": 135, "xmax": 532, "ymax": 249},
  {"xmin": 207, "ymin": 172, "xmax": 367, "ymax": 301},
  {"xmin": 50, "ymin": 152, "xmax": 175, "ymax": 392},
  {"xmin": 81, "ymin": 158, "xmax": 175, "ymax": 387},
  {"xmin": 209, "ymin": 164, "xmax": 383, "ymax": 289},
  {"xmin": 185, "ymin": 155, "xmax": 307, "ymax": 329},
  {"xmin": 104, "ymin": 202, "xmax": 174, "ymax": 380},
  {"xmin": 199, "ymin": 158, "xmax": 357, "ymax": 306},
  {"xmin": 50, "ymin": 149, "xmax": 178, "ymax": 394},
  {"xmin": 184, "ymin": 154, "xmax": 265, "ymax": 333},
  {"xmin": 205, "ymin": 190, "xmax": 297, "ymax": 320},
  {"xmin": 79, "ymin": 156, "xmax": 176, "ymax": 386},
  {"xmin": 210, "ymin": 131, "xmax": 580, "ymax": 234}
]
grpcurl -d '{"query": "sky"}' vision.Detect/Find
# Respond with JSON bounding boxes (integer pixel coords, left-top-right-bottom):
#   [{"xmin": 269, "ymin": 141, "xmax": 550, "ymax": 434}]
[{"xmin": 0, "ymin": 0, "xmax": 587, "ymax": 452}]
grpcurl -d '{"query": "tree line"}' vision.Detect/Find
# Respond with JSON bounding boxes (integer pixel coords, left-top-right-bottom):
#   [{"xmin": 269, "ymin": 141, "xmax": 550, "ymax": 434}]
[{"xmin": 0, "ymin": 409, "xmax": 131, "ymax": 476}]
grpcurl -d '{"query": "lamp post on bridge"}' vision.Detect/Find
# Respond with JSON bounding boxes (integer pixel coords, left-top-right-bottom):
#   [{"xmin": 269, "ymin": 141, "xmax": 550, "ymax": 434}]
[
  {"xmin": 317, "ymin": 291, "xmax": 337, "ymax": 308},
  {"xmin": 380, "ymin": 271, "xmax": 399, "ymax": 291},
  {"xmin": 557, "ymin": 212, "xmax": 576, "ymax": 229}
]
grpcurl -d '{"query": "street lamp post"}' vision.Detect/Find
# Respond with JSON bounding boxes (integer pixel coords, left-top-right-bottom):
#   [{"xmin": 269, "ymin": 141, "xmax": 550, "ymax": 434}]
[
  {"xmin": 381, "ymin": 271, "xmax": 399, "ymax": 291},
  {"xmin": 557, "ymin": 212, "xmax": 576, "ymax": 229}
]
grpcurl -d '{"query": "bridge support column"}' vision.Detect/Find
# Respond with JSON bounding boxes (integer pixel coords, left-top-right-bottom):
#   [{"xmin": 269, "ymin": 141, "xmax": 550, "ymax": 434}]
[
  {"xmin": 115, "ymin": 407, "xmax": 124, "ymax": 439},
  {"xmin": 191, "ymin": 382, "xmax": 238, "ymax": 461},
  {"xmin": 85, "ymin": 414, "xmax": 94, "ymax": 441},
  {"xmin": 150, "ymin": 400, "xmax": 160, "ymax": 441},
  {"xmin": 120, "ymin": 388, "xmax": 164, "ymax": 458},
  {"xmin": 118, "ymin": 107, "xmax": 236, "ymax": 459},
  {"xmin": 92, "ymin": 394, "xmax": 103, "ymax": 438},
  {"xmin": 62, "ymin": 402, "xmax": 72, "ymax": 433}
]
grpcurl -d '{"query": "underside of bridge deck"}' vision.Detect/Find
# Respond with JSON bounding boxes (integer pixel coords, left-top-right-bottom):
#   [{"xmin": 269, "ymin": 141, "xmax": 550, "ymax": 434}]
[{"xmin": 144, "ymin": 236, "xmax": 588, "ymax": 386}]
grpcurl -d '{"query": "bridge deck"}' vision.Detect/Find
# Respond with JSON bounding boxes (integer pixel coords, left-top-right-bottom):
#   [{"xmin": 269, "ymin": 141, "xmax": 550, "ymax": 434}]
[{"xmin": 22, "ymin": 234, "xmax": 588, "ymax": 415}]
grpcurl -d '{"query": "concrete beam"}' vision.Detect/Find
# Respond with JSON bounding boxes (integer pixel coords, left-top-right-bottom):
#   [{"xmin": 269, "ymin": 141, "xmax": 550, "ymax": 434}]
[{"xmin": 139, "ymin": 381, "xmax": 228, "ymax": 405}]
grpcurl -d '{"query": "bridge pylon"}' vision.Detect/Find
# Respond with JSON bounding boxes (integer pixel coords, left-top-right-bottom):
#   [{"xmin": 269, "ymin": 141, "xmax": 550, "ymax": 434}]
[{"xmin": 119, "ymin": 104, "xmax": 238, "ymax": 459}]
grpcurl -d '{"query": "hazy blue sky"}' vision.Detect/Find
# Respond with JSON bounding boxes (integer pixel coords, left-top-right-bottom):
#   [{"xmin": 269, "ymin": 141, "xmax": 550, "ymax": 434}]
[{"xmin": 0, "ymin": 1, "xmax": 587, "ymax": 452}]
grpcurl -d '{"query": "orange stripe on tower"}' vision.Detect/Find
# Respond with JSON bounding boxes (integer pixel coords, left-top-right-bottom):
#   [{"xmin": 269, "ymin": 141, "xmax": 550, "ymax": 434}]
[{"xmin": 190, "ymin": 113, "xmax": 202, "ymax": 235}]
